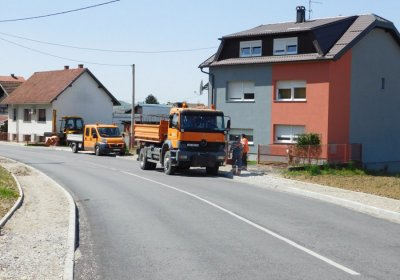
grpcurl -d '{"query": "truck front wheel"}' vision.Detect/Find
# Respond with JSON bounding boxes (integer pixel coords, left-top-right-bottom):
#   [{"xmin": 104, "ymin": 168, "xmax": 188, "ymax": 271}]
[
  {"xmin": 139, "ymin": 149, "xmax": 156, "ymax": 170},
  {"xmin": 95, "ymin": 145, "xmax": 101, "ymax": 156},
  {"xmin": 163, "ymin": 151, "xmax": 175, "ymax": 175}
]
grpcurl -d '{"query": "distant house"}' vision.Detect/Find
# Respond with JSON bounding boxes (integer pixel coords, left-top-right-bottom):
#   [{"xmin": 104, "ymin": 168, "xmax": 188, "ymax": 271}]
[
  {"xmin": 1, "ymin": 65, "xmax": 120, "ymax": 143},
  {"xmin": 120, "ymin": 103, "xmax": 172, "ymax": 133},
  {"xmin": 0, "ymin": 75, "xmax": 25, "ymax": 114},
  {"xmin": 199, "ymin": 8, "xmax": 400, "ymax": 171}
]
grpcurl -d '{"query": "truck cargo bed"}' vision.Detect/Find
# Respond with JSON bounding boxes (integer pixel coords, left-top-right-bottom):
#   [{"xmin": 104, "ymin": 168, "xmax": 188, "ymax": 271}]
[{"xmin": 134, "ymin": 120, "xmax": 168, "ymax": 143}]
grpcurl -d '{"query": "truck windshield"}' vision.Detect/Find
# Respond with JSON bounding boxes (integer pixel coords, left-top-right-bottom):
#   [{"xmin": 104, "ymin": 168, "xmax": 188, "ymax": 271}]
[
  {"xmin": 180, "ymin": 113, "xmax": 225, "ymax": 132},
  {"xmin": 97, "ymin": 127, "xmax": 121, "ymax": 137}
]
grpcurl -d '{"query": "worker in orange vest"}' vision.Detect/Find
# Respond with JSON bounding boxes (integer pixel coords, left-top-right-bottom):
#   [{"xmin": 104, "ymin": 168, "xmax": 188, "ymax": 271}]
[{"xmin": 241, "ymin": 134, "xmax": 249, "ymax": 170}]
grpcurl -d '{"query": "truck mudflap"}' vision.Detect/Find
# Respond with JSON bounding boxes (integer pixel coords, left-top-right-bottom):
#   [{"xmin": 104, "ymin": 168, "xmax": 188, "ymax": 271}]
[{"xmin": 174, "ymin": 150, "xmax": 225, "ymax": 167}]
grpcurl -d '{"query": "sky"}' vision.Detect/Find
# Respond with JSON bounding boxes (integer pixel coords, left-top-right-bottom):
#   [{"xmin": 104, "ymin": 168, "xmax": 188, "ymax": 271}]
[{"xmin": 1, "ymin": 0, "xmax": 399, "ymax": 105}]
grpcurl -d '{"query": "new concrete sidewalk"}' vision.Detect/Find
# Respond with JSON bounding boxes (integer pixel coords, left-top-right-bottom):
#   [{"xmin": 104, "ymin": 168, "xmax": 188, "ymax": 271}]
[{"xmin": 0, "ymin": 156, "xmax": 75, "ymax": 280}]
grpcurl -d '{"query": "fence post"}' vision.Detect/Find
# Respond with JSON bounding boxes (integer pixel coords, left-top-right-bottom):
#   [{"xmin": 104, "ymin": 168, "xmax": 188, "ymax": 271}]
[{"xmin": 257, "ymin": 144, "xmax": 260, "ymax": 164}]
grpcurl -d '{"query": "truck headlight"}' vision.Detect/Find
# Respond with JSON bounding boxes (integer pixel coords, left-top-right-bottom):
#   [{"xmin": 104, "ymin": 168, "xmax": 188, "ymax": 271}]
[
  {"xmin": 217, "ymin": 156, "xmax": 225, "ymax": 160},
  {"xmin": 101, "ymin": 138, "xmax": 107, "ymax": 143}
]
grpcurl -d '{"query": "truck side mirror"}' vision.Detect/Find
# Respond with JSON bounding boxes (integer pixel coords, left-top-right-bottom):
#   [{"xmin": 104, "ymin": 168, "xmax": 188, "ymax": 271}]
[
  {"xmin": 226, "ymin": 120, "xmax": 231, "ymax": 130},
  {"xmin": 92, "ymin": 133, "xmax": 98, "ymax": 139}
]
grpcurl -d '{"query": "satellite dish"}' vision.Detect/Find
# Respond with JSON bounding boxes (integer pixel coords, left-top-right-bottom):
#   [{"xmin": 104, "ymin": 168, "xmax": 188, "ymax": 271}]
[{"xmin": 199, "ymin": 80, "xmax": 209, "ymax": 95}]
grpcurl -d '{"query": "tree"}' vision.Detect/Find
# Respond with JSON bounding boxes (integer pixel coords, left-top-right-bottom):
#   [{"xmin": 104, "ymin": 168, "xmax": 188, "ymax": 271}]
[
  {"xmin": 144, "ymin": 94, "xmax": 159, "ymax": 104},
  {"xmin": 293, "ymin": 133, "xmax": 322, "ymax": 164}
]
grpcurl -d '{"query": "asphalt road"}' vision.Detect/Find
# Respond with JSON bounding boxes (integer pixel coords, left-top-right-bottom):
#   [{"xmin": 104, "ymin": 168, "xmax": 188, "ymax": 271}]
[{"xmin": 0, "ymin": 144, "xmax": 399, "ymax": 280}]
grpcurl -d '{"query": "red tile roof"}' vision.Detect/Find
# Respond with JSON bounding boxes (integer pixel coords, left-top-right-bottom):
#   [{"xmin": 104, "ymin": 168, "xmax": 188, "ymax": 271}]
[
  {"xmin": 1, "ymin": 67, "xmax": 119, "ymax": 105},
  {"xmin": 0, "ymin": 76, "xmax": 25, "ymax": 95}
]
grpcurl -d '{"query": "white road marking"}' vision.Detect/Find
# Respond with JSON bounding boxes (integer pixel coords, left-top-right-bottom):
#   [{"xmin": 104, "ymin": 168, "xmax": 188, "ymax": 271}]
[{"xmin": 121, "ymin": 170, "xmax": 360, "ymax": 276}]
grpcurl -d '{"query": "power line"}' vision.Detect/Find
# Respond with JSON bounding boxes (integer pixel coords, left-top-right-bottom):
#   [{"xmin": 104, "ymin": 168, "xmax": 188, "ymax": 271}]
[
  {"xmin": 0, "ymin": 0, "xmax": 120, "ymax": 23},
  {"xmin": 0, "ymin": 36, "xmax": 130, "ymax": 67},
  {"xmin": 0, "ymin": 31, "xmax": 217, "ymax": 53}
]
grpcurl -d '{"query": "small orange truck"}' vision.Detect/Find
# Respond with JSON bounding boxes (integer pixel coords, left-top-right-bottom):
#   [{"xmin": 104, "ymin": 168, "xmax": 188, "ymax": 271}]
[
  {"xmin": 67, "ymin": 123, "xmax": 126, "ymax": 156},
  {"xmin": 135, "ymin": 102, "xmax": 230, "ymax": 175}
]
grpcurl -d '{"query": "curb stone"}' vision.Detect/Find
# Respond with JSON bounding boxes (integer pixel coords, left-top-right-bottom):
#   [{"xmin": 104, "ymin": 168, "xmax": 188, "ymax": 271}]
[{"xmin": 0, "ymin": 172, "xmax": 24, "ymax": 230}]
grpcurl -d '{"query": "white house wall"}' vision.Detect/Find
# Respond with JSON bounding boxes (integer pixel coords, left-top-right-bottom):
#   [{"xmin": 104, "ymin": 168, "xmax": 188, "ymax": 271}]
[
  {"xmin": 8, "ymin": 104, "xmax": 53, "ymax": 142},
  {"xmin": 52, "ymin": 71, "xmax": 114, "ymax": 131}
]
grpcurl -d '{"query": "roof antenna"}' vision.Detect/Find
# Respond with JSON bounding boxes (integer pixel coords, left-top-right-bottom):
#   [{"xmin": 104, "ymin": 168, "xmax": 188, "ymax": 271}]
[{"xmin": 308, "ymin": 0, "xmax": 322, "ymax": 20}]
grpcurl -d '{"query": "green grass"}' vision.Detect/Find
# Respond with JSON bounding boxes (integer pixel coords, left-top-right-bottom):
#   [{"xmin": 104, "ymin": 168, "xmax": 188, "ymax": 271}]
[
  {"xmin": 0, "ymin": 167, "xmax": 18, "ymax": 199},
  {"xmin": 0, "ymin": 187, "xmax": 19, "ymax": 199}
]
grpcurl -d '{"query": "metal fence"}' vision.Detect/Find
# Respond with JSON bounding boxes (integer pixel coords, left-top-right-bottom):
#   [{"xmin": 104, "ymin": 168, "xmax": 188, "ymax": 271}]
[{"xmin": 258, "ymin": 144, "xmax": 362, "ymax": 166}]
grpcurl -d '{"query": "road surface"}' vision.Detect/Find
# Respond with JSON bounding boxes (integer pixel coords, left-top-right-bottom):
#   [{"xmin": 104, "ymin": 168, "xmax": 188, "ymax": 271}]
[{"xmin": 0, "ymin": 144, "xmax": 399, "ymax": 280}]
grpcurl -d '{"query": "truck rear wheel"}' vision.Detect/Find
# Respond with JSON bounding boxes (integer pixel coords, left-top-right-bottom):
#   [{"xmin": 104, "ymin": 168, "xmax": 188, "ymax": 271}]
[
  {"xmin": 163, "ymin": 151, "xmax": 175, "ymax": 175},
  {"xmin": 206, "ymin": 165, "xmax": 219, "ymax": 175},
  {"xmin": 139, "ymin": 149, "xmax": 156, "ymax": 170},
  {"xmin": 71, "ymin": 143, "xmax": 78, "ymax": 153}
]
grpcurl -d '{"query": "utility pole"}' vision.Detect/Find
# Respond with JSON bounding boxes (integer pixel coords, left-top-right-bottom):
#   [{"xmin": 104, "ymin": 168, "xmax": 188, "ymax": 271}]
[{"xmin": 130, "ymin": 64, "xmax": 135, "ymax": 150}]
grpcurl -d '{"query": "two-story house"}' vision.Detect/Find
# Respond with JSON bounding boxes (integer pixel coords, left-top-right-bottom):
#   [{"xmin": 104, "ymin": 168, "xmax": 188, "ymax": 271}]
[{"xmin": 199, "ymin": 7, "xmax": 400, "ymax": 172}]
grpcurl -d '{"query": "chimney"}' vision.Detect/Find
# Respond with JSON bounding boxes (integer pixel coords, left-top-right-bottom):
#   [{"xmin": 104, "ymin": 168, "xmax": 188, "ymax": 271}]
[
  {"xmin": 64, "ymin": 65, "xmax": 70, "ymax": 70},
  {"xmin": 296, "ymin": 6, "xmax": 306, "ymax": 23},
  {"xmin": 11, "ymin": 73, "xmax": 16, "ymax": 79},
  {"xmin": 78, "ymin": 64, "xmax": 84, "ymax": 68}
]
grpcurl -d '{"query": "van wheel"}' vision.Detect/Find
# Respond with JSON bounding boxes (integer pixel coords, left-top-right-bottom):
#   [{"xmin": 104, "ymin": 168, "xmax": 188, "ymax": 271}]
[
  {"xmin": 163, "ymin": 151, "xmax": 175, "ymax": 175},
  {"xmin": 206, "ymin": 165, "xmax": 219, "ymax": 175},
  {"xmin": 71, "ymin": 143, "xmax": 78, "ymax": 153},
  {"xmin": 95, "ymin": 145, "xmax": 101, "ymax": 156},
  {"xmin": 139, "ymin": 149, "xmax": 156, "ymax": 170}
]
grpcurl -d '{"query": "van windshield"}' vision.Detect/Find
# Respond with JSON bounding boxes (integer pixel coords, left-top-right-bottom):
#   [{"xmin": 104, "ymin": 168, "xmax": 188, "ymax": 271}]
[
  {"xmin": 180, "ymin": 113, "xmax": 225, "ymax": 132},
  {"xmin": 97, "ymin": 127, "xmax": 121, "ymax": 137}
]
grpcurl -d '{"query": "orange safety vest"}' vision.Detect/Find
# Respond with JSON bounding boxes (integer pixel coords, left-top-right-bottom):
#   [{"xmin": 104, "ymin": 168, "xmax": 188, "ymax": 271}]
[{"xmin": 241, "ymin": 137, "xmax": 249, "ymax": 153}]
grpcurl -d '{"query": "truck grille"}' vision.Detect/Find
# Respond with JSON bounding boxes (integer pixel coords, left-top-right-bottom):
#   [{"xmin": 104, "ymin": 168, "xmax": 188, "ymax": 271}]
[
  {"xmin": 109, "ymin": 144, "xmax": 123, "ymax": 148},
  {"xmin": 181, "ymin": 141, "xmax": 224, "ymax": 152}
]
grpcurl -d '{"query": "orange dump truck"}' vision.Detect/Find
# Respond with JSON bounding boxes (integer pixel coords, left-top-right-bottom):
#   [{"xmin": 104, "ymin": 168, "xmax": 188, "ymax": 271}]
[{"xmin": 135, "ymin": 103, "xmax": 230, "ymax": 175}]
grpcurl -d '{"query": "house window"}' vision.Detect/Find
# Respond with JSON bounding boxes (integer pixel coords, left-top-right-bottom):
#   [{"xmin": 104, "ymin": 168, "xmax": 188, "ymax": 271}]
[
  {"xmin": 229, "ymin": 129, "xmax": 254, "ymax": 145},
  {"xmin": 23, "ymin": 134, "xmax": 31, "ymax": 142},
  {"xmin": 23, "ymin": 109, "xmax": 31, "ymax": 122},
  {"xmin": 240, "ymin": 40, "xmax": 262, "ymax": 57},
  {"xmin": 276, "ymin": 81, "xmax": 306, "ymax": 101},
  {"xmin": 275, "ymin": 125, "xmax": 305, "ymax": 143},
  {"xmin": 38, "ymin": 109, "xmax": 46, "ymax": 122},
  {"xmin": 273, "ymin": 37, "xmax": 298, "ymax": 55},
  {"xmin": 227, "ymin": 81, "xmax": 255, "ymax": 102},
  {"xmin": 13, "ymin": 108, "xmax": 17, "ymax": 121}
]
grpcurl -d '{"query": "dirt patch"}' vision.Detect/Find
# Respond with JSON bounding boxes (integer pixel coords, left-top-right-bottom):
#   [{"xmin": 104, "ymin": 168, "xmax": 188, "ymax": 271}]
[
  {"xmin": 8, "ymin": 166, "xmax": 31, "ymax": 177},
  {"xmin": 285, "ymin": 174, "xmax": 400, "ymax": 200},
  {"xmin": 0, "ymin": 159, "xmax": 13, "ymax": 164},
  {"xmin": 0, "ymin": 199, "xmax": 16, "ymax": 220}
]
